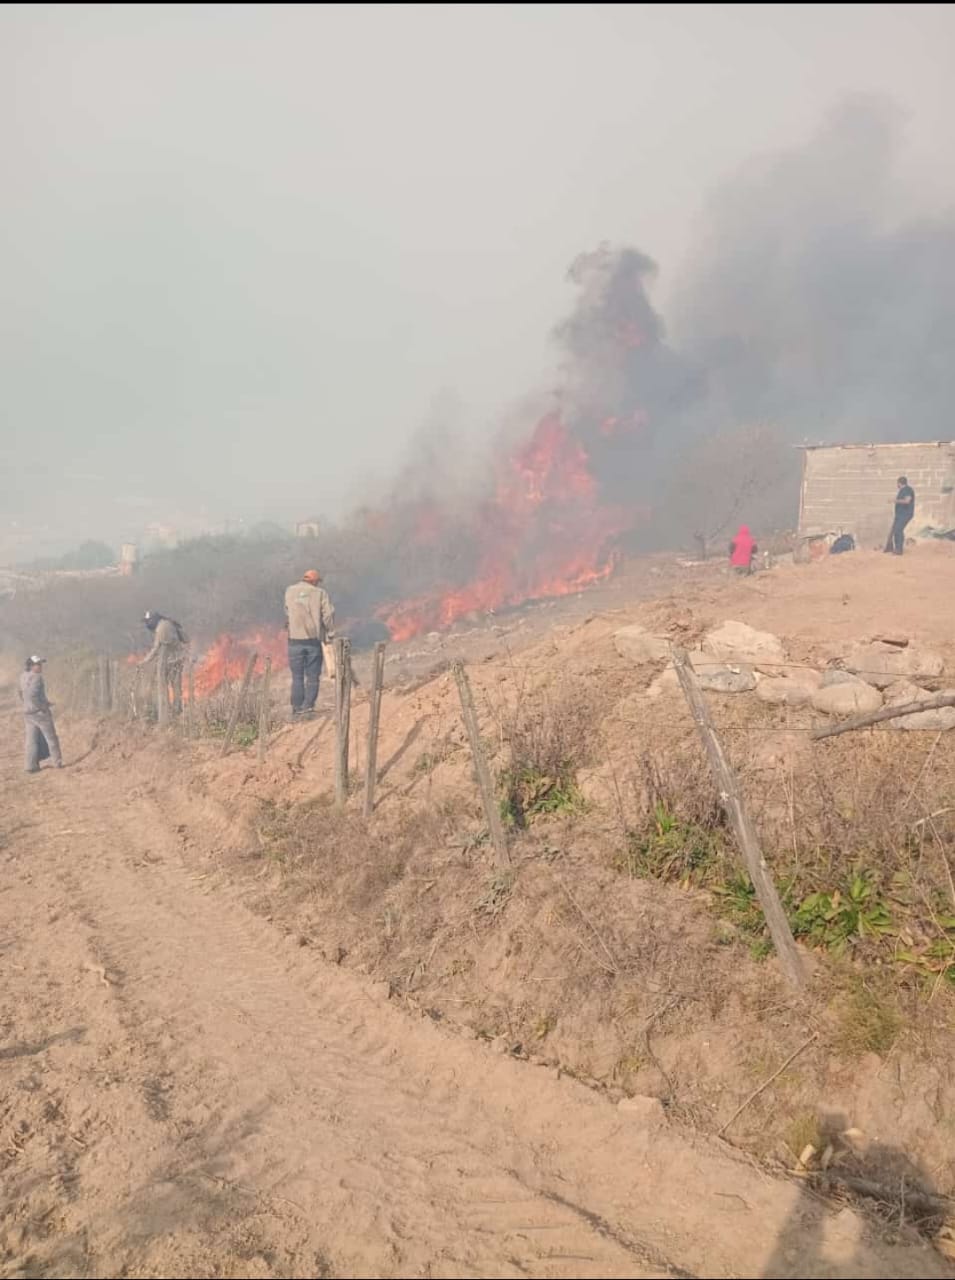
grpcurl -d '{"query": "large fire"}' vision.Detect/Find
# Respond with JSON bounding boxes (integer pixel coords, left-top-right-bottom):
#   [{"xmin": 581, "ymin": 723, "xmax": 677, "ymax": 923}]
[
  {"xmin": 176, "ymin": 411, "xmax": 629, "ymax": 697},
  {"xmin": 145, "ymin": 247, "xmax": 666, "ymax": 696},
  {"xmin": 375, "ymin": 411, "xmax": 629, "ymax": 643}
]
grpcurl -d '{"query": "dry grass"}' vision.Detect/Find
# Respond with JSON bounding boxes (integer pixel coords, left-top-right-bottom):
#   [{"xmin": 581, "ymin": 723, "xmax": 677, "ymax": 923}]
[
  {"xmin": 833, "ymin": 977, "xmax": 903, "ymax": 1057},
  {"xmin": 598, "ymin": 697, "xmax": 955, "ymax": 996},
  {"xmin": 84, "ymin": 622, "xmax": 955, "ymax": 1209},
  {"xmin": 488, "ymin": 674, "xmax": 602, "ymax": 827},
  {"xmin": 255, "ymin": 796, "xmax": 466, "ymax": 919}
]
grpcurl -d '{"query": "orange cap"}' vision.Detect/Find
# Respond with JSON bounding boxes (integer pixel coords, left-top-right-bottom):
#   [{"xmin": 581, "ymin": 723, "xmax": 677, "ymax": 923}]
[{"xmin": 303, "ymin": 569, "xmax": 321, "ymax": 584}]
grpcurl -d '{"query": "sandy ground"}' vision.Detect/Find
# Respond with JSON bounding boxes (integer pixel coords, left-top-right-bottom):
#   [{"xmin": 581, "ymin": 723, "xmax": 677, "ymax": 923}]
[
  {"xmin": 2, "ymin": 710, "xmax": 953, "ymax": 1278},
  {"xmin": 4, "ymin": 543, "xmax": 955, "ymax": 1278}
]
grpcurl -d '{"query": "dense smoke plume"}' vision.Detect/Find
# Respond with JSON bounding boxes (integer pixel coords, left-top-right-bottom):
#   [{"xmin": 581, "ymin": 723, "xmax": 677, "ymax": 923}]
[
  {"xmin": 675, "ymin": 95, "xmax": 955, "ymax": 446},
  {"xmin": 6, "ymin": 96, "xmax": 955, "ymax": 665},
  {"xmin": 359, "ymin": 96, "xmax": 955, "ymax": 630},
  {"xmin": 494, "ymin": 98, "xmax": 955, "ymax": 545}
]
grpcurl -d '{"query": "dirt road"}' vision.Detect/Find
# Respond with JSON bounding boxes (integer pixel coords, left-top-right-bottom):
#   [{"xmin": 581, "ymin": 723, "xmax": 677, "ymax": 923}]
[{"xmin": 1, "ymin": 714, "xmax": 950, "ymax": 1279}]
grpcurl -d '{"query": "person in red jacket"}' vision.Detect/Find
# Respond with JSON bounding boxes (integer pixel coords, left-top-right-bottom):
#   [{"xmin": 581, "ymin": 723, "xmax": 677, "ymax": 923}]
[{"xmin": 729, "ymin": 525, "xmax": 758, "ymax": 575}]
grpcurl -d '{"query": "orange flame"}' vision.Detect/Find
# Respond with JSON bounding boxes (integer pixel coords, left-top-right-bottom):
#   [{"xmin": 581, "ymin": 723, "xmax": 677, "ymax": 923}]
[
  {"xmin": 190, "ymin": 629, "xmax": 289, "ymax": 698},
  {"xmin": 376, "ymin": 411, "xmax": 629, "ymax": 642},
  {"xmin": 130, "ymin": 409, "xmax": 641, "ymax": 678}
]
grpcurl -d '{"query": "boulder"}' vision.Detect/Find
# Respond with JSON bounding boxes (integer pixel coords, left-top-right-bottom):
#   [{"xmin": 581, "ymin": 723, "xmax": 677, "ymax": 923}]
[
  {"xmin": 702, "ymin": 620, "xmax": 786, "ymax": 669},
  {"xmin": 821, "ymin": 668, "xmax": 864, "ymax": 688},
  {"xmin": 845, "ymin": 641, "xmax": 945, "ymax": 690},
  {"xmin": 756, "ymin": 678, "xmax": 812, "ymax": 707},
  {"xmin": 789, "ymin": 667, "xmax": 823, "ymax": 690},
  {"xmin": 613, "ymin": 625, "xmax": 671, "ymax": 665},
  {"xmin": 812, "ymin": 680, "xmax": 883, "ymax": 717},
  {"xmin": 891, "ymin": 705, "xmax": 955, "ymax": 732},
  {"xmin": 883, "ymin": 682, "xmax": 955, "ymax": 731},
  {"xmin": 883, "ymin": 680, "xmax": 930, "ymax": 706},
  {"xmin": 694, "ymin": 662, "xmax": 757, "ymax": 694},
  {"xmin": 646, "ymin": 655, "xmax": 756, "ymax": 696}
]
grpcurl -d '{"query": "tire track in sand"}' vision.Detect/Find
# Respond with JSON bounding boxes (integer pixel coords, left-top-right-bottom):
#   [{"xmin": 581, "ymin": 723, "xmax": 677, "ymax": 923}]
[{"xmin": 2, "ymin": 727, "xmax": 952, "ymax": 1280}]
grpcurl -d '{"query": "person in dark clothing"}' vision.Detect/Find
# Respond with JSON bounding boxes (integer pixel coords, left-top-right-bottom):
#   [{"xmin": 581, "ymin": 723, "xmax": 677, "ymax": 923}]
[{"xmin": 885, "ymin": 476, "xmax": 915, "ymax": 555}]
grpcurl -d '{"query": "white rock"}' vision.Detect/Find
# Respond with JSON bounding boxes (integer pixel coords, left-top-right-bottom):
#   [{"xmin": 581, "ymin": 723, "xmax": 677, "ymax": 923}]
[
  {"xmin": 756, "ymin": 678, "xmax": 812, "ymax": 707},
  {"xmin": 812, "ymin": 682, "xmax": 883, "ymax": 717},
  {"xmin": 883, "ymin": 680, "xmax": 932, "ymax": 706},
  {"xmin": 787, "ymin": 667, "xmax": 823, "ymax": 690},
  {"xmin": 821, "ymin": 668, "xmax": 866, "ymax": 688},
  {"xmin": 845, "ymin": 642, "xmax": 945, "ymax": 690},
  {"xmin": 702, "ymin": 620, "xmax": 786, "ymax": 668},
  {"xmin": 646, "ymin": 653, "xmax": 756, "ymax": 697},
  {"xmin": 694, "ymin": 662, "xmax": 757, "ymax": 694},
  {"xmin": 613, "ymin": 625, "xmax": 671, "ymax": 665},
  {"xmin": 884, "ymin": 684, "xmax": 955, "ymax": 731},
  {"xmin": 890, "ymin": 705, "xmax": 955, "ymax": 731}
]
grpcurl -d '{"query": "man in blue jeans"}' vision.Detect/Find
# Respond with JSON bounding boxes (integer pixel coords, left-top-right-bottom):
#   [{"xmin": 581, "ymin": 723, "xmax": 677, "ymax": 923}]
[
  {"xmin": 284, "ymin": 570, "xmax": 336, "ymax": 716},
  {"xmin": 884, "ymin": 476, "xmax": 915, "ymax": 555}
]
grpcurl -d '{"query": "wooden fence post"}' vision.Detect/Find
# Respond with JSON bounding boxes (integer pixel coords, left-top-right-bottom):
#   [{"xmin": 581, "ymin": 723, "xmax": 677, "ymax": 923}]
[
  {"xmin": 129, "ymin": 664, "xmax": 141, "ymax": 720},
  {"xmin": 257, "ymin": 656, "xmax": 272, "ymax": 762},
  {"xmin": 157, "ymin": 652, "xmax": 168, "ymax": 726},
  {"xmin": 221, "ymin": 651, "xmax": 258, "ymax": 756},
  {"xmin": 334, "ymin": 637, "xmax": 352, "ymax": 807},
  {"xmin": 98, "ymin": 654, "xmax": 112, "ymax": 714},
  {"xmin": 363, "ymin": 642, "xmax": 387, "ymax": 817},
  {"xmin": 671, "ymin": 646, "xmax": 804, "ymax": 991},
  {"xmin": 453, "ymin": 661, "xmax": 510, "ymax": 869},
  {"xmin": 185, "ymin": 660, "xmax": 196, "ymax": 738}
]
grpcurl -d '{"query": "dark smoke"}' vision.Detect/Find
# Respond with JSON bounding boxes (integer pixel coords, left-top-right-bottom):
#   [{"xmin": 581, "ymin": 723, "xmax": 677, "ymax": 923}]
[
  {"xmin": 10, "ymin": 97, "xmax": 950, "ymax": 656},
  {"xmin": 544, "ymin": 95, "xmax": 955, "ymax": 547},
  {"xmin": 674, "ymin": 95, "xmax": 955, "ymax": 446},
  {"xmin": 554, "ymin": 246, "xmax": 702, "ymax": 511},
  {"xmin": 361, "ymin": 95, "xmax": 955, "ymax": 605}
]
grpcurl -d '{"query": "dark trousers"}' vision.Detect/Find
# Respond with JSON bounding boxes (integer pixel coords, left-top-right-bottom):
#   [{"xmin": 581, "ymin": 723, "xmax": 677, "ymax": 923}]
[
  {"xmin": 288, "ymin": 640, "xmax": 323, "ymax": 711},
  {"xmin": 886, "ymin": 513, "xmax": 912, "ymax": 555}
]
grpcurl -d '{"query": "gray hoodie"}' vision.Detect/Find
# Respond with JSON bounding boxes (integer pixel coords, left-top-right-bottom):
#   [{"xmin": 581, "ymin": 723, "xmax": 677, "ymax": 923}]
[{"xmin": 19, "ymin": 670, "xmax": 51, "ymax": 716}]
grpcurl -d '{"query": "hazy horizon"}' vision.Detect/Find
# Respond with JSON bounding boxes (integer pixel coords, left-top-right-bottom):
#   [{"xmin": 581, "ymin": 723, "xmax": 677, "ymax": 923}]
[{"xmin": 4, "ymin": 3, "xmax": 955, "ymax": 563}]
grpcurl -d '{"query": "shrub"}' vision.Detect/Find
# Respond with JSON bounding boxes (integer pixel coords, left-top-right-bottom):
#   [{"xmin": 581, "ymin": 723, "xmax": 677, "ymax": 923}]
[{"xmin": 495, "ymin": 680, "xmax": 596, "ymax": 827}]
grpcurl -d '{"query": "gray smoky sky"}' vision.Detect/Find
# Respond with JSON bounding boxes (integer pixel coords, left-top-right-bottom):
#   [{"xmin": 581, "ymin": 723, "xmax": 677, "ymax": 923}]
[{"xmin": 3, "ymin": 4, "xmax": 955, "ymax": 561}]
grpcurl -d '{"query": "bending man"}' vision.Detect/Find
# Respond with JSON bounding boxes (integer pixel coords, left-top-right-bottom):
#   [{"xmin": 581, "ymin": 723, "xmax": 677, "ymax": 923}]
[{"xmin": 138, "ymin": 610, "xmax": 188, "ymax": 714}]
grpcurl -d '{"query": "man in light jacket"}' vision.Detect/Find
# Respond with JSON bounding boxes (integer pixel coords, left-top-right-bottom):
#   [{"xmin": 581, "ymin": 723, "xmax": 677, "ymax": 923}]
[
  {"xmin": 138, "ymin": 610, "xmax": 188, "ymax": 715},
  {"xmin": 19, "ymin": 655, "xmax": 63, "ymax": 773},
  {"xmin": 284, "ymin": 570, "xmax": 335, "ymax": 716}
]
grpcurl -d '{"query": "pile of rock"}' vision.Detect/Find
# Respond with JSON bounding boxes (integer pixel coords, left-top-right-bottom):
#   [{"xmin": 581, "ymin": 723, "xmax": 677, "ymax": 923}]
[
  {"xmin": 842, "ymin": 637, "xmax": 955, "ymax": 729},
  {"xmin": 612, "ymin": 621, "xmax": 953, "ymax": 728}
]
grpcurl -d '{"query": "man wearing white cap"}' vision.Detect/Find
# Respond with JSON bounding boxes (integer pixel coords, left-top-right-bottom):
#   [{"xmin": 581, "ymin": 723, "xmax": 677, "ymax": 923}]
[
  {"xmin": 19, "ymin": 655, "xmax": 63, "ymax": 773},
  {"xmin": 284, "ymin": 569, "xmax": 335, "ymax": 716}
]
